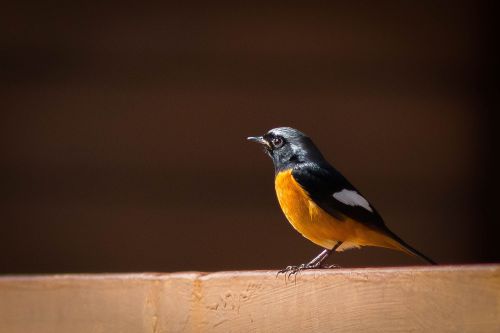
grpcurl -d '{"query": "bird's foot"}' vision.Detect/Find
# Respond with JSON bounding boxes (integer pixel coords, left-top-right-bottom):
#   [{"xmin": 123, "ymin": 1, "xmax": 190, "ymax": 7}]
[
  {"xmin": 276, "ymin": 264, "xmax": 309, "ymax": 281},
  {"xmin": 277, "ymin": 262, "xmax": 341, "ymax": 281},
  {"xmin": 277, "ymin": 264, "xmax": 307, "ymax": 277}
]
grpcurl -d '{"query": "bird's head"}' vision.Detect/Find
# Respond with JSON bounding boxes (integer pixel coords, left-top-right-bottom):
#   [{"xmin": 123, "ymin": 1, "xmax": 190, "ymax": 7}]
[{"xmin": 247, "ymin": 127, "xmax": 325, "ymax": 172}]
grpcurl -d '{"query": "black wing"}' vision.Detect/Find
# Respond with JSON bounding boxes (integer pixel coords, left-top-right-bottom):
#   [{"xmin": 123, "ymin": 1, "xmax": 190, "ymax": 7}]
[{"xmin": 292, "ymin": 162, "xmax": 388, "ymax": 231}]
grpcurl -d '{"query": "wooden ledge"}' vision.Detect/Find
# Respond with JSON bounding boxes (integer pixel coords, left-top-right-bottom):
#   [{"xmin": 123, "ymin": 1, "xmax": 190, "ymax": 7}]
[{"xmin": 1, "ymin": 265, "xmax": 499, "ymax": 332}]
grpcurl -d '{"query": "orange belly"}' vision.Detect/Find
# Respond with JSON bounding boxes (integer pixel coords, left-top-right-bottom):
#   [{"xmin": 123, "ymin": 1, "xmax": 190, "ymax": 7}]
[{"xmin": 275, "ymin": 169, "xmax": 399, "ymax": 251}]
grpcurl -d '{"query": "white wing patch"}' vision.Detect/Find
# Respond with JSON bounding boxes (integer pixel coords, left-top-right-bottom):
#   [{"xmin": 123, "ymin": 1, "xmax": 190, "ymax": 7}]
[{"xmin": 333, "ymin": 189, "xmax": 373, "ymax": 212}]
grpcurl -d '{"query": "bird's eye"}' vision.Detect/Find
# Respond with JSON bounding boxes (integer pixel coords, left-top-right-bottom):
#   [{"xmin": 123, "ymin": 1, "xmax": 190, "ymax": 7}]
[{"xmin": 271, "ymin": 137, "xmax": 284, "ymax": 148}]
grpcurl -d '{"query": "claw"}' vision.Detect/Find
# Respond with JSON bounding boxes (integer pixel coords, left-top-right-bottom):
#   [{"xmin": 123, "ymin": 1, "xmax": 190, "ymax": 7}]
[{"xmin": 276, "ymin": 265, "xmax": 294, "ymax": 278}]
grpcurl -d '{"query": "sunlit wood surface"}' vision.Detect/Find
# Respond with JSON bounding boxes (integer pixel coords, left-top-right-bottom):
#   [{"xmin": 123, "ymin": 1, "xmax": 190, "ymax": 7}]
[{"xmin": 1, "ymin": 265, "xmax": 499, "ymax": 332}]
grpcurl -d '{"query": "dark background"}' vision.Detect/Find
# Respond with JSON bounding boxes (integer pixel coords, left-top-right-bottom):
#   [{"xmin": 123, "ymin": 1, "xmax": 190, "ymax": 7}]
[{"xmin": 1, "ymin": 2, "xmax": 497, "ymax": 274}]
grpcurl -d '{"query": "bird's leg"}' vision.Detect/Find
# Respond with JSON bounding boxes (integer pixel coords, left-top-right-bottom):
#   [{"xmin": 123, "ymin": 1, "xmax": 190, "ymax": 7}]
[
  {"xmin": 306, "ymin": 248, "xmax": 332, "ymax": 268},
  {"xmin": 278, "ymin": 241, "xmax": 343, "ymax": 278}
]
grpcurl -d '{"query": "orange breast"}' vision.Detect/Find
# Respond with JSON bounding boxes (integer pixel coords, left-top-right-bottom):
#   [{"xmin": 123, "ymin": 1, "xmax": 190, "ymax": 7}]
[{"xmin": 274, "ymin": 169, "xmax": 399, "ymax": 251}]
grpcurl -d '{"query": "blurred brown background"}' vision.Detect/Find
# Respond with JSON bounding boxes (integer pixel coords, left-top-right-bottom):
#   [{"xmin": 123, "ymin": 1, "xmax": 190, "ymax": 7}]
[{"xmin": 1, "ymin": 2, "xmax": 497, "ymax": 274}]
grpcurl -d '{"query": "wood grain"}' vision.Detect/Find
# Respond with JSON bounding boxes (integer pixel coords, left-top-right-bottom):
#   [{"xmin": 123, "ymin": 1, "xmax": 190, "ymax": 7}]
[{"xmin": 1, "ymin": 265, "xmax": 499, "ymax": 333}]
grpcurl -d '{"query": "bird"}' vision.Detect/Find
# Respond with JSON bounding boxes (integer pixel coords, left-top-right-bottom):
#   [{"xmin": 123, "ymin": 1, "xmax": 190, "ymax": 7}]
[{"xmin": 247, "ymin": 127, "xmax": 436, "ymax": 275}]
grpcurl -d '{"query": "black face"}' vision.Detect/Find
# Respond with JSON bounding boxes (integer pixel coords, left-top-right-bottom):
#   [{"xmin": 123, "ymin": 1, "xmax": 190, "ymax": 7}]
[
  {"xmin": 261, "ymin": 130, "xmax": 291, "ymax": 160},
  {"xmin": 248, "ymin": 127, "xmax": 325, "ymax": 172}
]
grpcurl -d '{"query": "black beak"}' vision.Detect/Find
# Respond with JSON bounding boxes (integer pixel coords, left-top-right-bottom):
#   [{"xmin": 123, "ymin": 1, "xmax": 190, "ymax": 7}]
[{"xmin": 247, "ymin": 136, "xmax": 270, "ymax": 148}]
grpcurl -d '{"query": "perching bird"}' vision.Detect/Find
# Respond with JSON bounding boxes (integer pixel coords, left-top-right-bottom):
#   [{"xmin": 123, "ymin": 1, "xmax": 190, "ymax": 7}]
[{"xmin": 248, "ymin": 127, "xmax": 436, "ymax": 274}]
